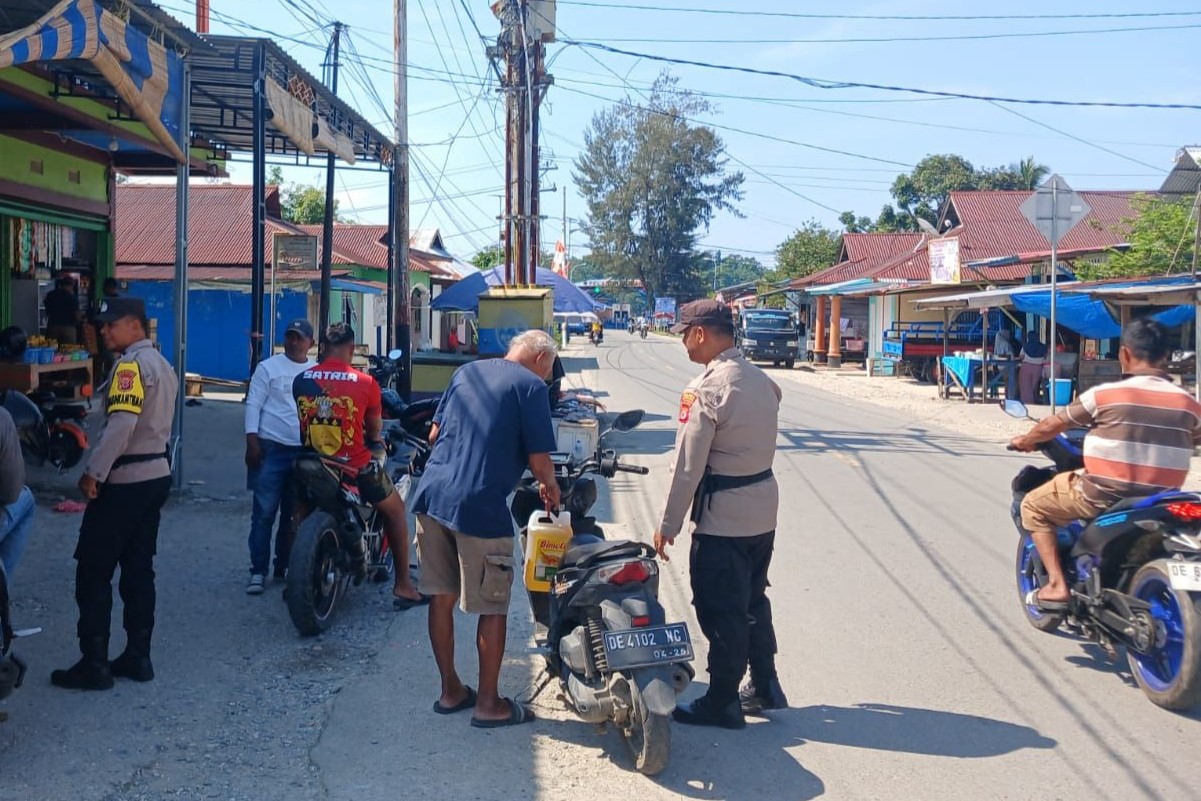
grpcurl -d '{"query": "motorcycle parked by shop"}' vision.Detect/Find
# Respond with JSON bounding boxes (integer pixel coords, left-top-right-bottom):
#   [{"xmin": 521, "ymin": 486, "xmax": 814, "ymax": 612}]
[
  {"xmin": 1003, "ymin": 399, "xmax": 1201, "ymax": 709},
  {"xmin": 30, "ymin": 392, "xmax": 89, "ymax": 471},
  {"xmin": 284, "ymin": 392, "xmax": 434, "ymax": 636},
  {"xmin": 512, "ymin": 410, "xmax": 694, "ymax": 775},
  {"xmin": 367, "ymin": 349, "xmax": 404, "ymax": 392}
]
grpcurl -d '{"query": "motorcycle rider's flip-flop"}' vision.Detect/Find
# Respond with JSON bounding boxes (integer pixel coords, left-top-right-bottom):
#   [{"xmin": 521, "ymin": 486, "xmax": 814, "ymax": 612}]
[
  {"xmin": 433, "ymin": 686, "xmax": 477, "ymax": 715},
  {"xmin": 1025, "ymin": 590, "xmax": 1069, "ymax": 612},
  {"xmin": 470, "ymin": 698, "xmax": 536, "ymax": 728},
  {"xmin": 393, "ymin": 593, "xmax": 430, "ymax": 610}
]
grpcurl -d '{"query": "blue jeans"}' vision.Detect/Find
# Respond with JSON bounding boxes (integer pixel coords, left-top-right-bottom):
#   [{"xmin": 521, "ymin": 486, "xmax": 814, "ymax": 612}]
[
  {"xmin": 0, "ymin": 486, "xmax": 35, "ymax": 577},
  {"xmin": 247, "ymin": 440, "xmax": 301, "ymax": 576}
]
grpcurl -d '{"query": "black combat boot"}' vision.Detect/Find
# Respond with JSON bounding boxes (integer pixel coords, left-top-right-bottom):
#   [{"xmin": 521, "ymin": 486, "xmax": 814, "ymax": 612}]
[
  {"xmin": 672, "ymin": 695, "xmax": 746, "ymax": 730},
  {"xmin": 50, "ymin": 637, "xmax": 114, "ymax": 691},
  {"xmin": 110, "ymin": 629, "xmax": 154, "ymax": 682},
  {"xmin": 739, "ymin": 677, "xmax": 789, "ymax": 715}
]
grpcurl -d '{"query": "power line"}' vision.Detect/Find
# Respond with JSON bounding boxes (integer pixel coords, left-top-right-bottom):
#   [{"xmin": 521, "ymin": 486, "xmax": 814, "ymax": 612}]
[
  {"xmin": 985, "ymin": 101, "xmax": 1165, "ymax": 172},
  {"xmin": 586, "ymin": 23, "xmax": 1201, "ymax": 45},
  {"xmin": 553, "ymin": 2, "xmax": 1201, "ymax": 22},
  {"xmin": 565, "ymin": 40, "xmax": 1201, "ymax": 110}
]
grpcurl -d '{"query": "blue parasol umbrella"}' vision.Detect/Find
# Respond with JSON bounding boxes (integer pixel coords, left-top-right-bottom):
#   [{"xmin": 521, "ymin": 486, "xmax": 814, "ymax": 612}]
[{"xmin": 431, "ymin": 267, "xmax": 602, "ymax": 314}]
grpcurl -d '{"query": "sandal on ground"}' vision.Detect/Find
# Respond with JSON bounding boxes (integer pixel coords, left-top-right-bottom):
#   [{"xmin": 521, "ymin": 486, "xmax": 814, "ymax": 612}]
[
  {"xmin": 393, "ymin": 592, "xmax": 430, "ymax": 610},
  {"xmin": 1025, "ymin": 589, "xmax": 1069, "ymax": 612},
  {"xmin": 470, "ymin": 698, "xmax": 536, "ymax": 729},
  {"xmin": 433, "ymin": 686, "xmax": 477, "ymax": 715}
]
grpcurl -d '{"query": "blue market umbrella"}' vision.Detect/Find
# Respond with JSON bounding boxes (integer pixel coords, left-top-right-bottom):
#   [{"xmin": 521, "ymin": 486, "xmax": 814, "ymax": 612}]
[{"xmin": 431, "ymin": 267, "xmax": 602, "ymax": 314}]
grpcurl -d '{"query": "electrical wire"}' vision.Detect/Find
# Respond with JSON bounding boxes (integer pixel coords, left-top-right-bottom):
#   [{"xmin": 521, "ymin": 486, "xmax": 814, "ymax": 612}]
[
  {"xmin": 564, "ymin": 40, "xmax": 1201, "ymax": 110},
  {"xmin": 553, "ymin": 2, "xmax": 1201, "ymax": 22},
  {"xmin": 985, "ymin": 101, "xmax": 1165, "ymax": 171}
]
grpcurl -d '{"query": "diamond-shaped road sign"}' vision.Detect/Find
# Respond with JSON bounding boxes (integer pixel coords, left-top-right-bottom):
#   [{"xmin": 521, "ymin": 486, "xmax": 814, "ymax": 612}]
[{"xmin": 1020, "ymin": 174, "xmax": 1091, "ymax": 248}]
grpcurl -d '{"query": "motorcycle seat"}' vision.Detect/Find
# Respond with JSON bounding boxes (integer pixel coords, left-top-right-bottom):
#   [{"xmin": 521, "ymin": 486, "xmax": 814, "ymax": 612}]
[
  {"xmin": 561, "ymin": 537, "xmax": 650, "ymax": 569},
  {"xmin": 1103, "ymin": 491, "xmax": 1195, "ymax": 515}
]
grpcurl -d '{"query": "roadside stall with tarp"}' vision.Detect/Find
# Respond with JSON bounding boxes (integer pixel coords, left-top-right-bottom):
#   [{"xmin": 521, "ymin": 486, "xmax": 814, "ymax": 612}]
[{"xmin": 431, "ymin": 266, "xmax": 603, "ymax": 315}]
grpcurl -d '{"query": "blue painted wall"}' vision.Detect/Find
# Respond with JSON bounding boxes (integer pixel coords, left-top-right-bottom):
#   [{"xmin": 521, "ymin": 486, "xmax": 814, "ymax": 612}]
[{"xmin": 129, "ymin": 281, "xmax": 308, "ymax": 381}]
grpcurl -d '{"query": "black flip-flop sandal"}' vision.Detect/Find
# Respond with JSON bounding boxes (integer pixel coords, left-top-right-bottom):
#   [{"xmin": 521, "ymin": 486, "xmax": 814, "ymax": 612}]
[
  {"xmin": 393, "ymin": 593, "xmax": 430, "ymax": 610},
  {"xmin": 470, "ymin": 698, "xmax": 536, "ymax": 729},
  {"xmin": 1025, "ymin": 589, "xmax": 1069, "ymax": 612},
  {"xmin": 433, "ymin": 686, "xmax": 477, "ymax": 715}
]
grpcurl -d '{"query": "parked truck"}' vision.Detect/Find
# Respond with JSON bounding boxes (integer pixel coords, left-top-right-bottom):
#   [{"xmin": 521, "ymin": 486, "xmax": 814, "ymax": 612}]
[{"xmin": 737, "ymin": 308, "xmax": 800, "ymax": 369}]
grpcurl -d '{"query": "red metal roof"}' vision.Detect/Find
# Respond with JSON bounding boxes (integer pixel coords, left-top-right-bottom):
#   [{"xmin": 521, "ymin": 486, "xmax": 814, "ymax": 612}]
[
  {"xmin": 297, "ymin": 224, "xmax": 389, "ymax": 270},
  {"xmin": 944, "ymin": 190, "xmax": 1140, "ymax": 262},
  {"xmin": 795, "ymin": 232, "xmax": 923, "ymax": 287},
  {"xmin": 115, "ymin": 266, "xmax": 341, "ymax": 281}
]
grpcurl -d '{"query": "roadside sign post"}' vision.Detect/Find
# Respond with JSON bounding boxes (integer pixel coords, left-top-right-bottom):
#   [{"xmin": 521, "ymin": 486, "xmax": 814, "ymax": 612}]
[{"xmin": 1020, "ymin": 175, "xmax": 1090, "ymax": 413}]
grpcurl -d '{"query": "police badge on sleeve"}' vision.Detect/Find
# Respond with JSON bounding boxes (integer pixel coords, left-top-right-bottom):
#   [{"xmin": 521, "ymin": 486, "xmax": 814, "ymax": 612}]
[{"xmin": 108, "ymin": 361, "xmax": 146, "ymax": 414}]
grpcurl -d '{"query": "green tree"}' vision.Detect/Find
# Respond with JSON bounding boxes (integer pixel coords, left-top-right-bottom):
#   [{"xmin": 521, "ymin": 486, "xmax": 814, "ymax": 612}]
[
  {"xmin": 574, "ymin": 72, "xmax": 744, "ymax": 305},
  {"xmin": 770, "ymin": 220, "xmax": 842, "ymax": 282},
  {"xmin": 470, "ymin": 245, "xmax": 504, "ymax": 269},
  {"xmin": 268, "ymin": 165, "xmax": 345, "ymax": 224},
  {"xmin": 1074, "ymin": 194, "xmax": 1196, "ymax": 281},
  {"xmin": 700, "ymin": 251, "xmax": 766, "ymax": 290}
]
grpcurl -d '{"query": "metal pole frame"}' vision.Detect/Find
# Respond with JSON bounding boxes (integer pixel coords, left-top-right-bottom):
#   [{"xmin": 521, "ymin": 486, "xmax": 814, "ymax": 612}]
[
  {"xmin": 1050, "ymin": 181, "xmax": 1059, "ymax": 415},
  {"xmin": 394, "ymin": 0, "xmax": 412, "ymax": 398},
  {"xmin": 250, "ymin": 41, "xmax": 266, "ymax": 378},
  {"xmin": 1192, "ymin": 188, "xmax": 1200, "ymax": 401},
  {"xmin": 171, "ymin": 60, "xmax": 191, "ymax": 489},
  {"xmin": 318, "ymin": 22, "xmax": 343, "ymax": 341}
]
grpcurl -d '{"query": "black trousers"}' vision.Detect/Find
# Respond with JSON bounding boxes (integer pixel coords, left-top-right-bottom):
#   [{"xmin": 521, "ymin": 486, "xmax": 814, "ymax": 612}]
[
  {"xmin": 74, "ymin": 477, "xmax": 172, "ymax": 641},
  {"xmin": 689, "ymin": 531, "xmax": 778, "ymax": 705}
]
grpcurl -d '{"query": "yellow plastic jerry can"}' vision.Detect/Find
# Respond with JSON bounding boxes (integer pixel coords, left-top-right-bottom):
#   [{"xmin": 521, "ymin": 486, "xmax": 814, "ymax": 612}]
[{"xmin": 524, "ymin": 510, "xmax": 573, "ymax": 592}]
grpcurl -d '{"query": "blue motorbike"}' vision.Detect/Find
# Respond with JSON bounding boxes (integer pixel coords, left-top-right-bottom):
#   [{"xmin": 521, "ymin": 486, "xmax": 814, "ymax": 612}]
[{"xmin": 1004, "ymin": 400, "xmax": 1201, "ymax": 710}]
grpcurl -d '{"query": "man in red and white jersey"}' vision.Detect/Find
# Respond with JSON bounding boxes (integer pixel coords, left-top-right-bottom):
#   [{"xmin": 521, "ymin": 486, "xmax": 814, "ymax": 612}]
[{"xmin": 1011, "ymin": 319, "xmax": 1201, "ymax": 609}]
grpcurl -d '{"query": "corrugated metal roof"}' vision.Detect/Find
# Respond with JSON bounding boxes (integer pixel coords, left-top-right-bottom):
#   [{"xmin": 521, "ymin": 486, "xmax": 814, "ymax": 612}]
[
  {"xmin": 1160, "ymin": 147, "xmax": 1201, "ymax": 196},
  {"xmin": 297, "ymin": 224, "xmax": 389, "ymax": 269},
  {"xmin": 116, "ymin": 265, "xmax": 340, "ymax": 281},
  {"xmin": 795, "ymin": 232, "xmax": 923, "ymax": 287}
]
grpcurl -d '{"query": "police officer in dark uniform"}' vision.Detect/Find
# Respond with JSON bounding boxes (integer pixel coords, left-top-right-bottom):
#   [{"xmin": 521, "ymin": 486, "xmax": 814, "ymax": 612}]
[
  {"xmin": 653, "ymin": 299, "xmax": 789, "ymax": 729},
  {"xmin": 52, "ymin": 297, "xmax": 177, "ymax": 691}
]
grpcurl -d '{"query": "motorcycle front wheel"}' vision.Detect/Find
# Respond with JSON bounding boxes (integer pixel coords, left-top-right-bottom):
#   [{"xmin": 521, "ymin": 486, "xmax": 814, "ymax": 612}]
[
  {"xmin": 624, "ymin": 681, "xmax": 671, "ymax": 776},
  {"xmin": 287, "ymin": 512, "xmax": 344, "ymax": 636},
  {"xmin": 1015, "ymin": 534, "xmax": 1065, "ymax": 632},
  {"xmin": 1126, "ymin": 560, "xmax": 1201, "ymax": 710}
]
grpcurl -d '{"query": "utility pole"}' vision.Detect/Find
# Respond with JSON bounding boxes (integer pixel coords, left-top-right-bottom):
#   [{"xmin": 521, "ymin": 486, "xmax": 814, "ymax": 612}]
[
  {"xmin": 393, "ymin": 0, "xmax": 412, "ymax": 396},
  {"xmin": 493, "ymin": 0, "xmax": 553, "ymax": 285},
  {"xmin": 318, "ymin": 22, "xmax": 343, "ymax": 339}
]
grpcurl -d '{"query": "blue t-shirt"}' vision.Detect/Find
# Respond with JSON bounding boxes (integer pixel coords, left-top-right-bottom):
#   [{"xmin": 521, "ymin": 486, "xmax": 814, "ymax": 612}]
[{"xmin": 410, "ymin": 359, "xmax": 557, "ymax": 538}]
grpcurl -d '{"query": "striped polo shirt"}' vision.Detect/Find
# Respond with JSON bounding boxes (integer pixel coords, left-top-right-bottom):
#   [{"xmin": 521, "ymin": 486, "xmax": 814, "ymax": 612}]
[{"xmin": 1058, "ymin": 372, "xmax": 1201, "ymax": 504}]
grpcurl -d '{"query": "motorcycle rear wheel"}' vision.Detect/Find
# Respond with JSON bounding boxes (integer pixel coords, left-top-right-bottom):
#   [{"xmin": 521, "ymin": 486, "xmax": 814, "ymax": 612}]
[
  {"xmin": 287, "ymin": 512, "xmax": 344, "ymax": 637},
  {"xmin": 1015, "ymin": 534, "xmax": 1065, "ymax": 632},
  {"xmin": 1126, "ymin": 560, "xmax": 1201, "ymax": 710},
  {"xmin": 624, "ymin": 681, "xmax": 671, "ymax": 776}
]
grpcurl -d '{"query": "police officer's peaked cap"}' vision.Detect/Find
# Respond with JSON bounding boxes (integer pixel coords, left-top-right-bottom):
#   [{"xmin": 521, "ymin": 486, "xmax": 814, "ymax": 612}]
[
  {"xmin": 670, "ymin": 299, "xmax": 733, "ymax": 334},
  {"xmin": 94, "ymin": 297, "xmax": 146, "ymax": 323}
]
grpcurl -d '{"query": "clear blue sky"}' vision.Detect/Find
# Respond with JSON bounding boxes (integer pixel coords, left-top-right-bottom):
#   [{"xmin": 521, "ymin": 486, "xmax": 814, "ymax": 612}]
[{"xmin": 171, "ymin": 1, "xmax": 1201, "ymax": 267}]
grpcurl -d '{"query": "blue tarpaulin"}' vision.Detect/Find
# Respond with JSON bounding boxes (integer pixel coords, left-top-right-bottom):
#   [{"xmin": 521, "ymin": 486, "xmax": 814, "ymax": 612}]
[
  {"xmin": 1011, "ymin": 278, "xmax": 1194, "ymax": 339},
  {"xmin": 431, "ymin": 267, "xmax": 602, "ymax": 314}
]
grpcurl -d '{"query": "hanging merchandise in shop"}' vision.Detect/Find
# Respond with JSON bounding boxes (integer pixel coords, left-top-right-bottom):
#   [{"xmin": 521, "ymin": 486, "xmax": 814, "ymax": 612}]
[
  {"xmin": 0, "ymin": 0, "xmax": 186, "ymax": 162},
  {"xmin": 8, "ymin": 219, "xmax": 80, "ymax": 275}
]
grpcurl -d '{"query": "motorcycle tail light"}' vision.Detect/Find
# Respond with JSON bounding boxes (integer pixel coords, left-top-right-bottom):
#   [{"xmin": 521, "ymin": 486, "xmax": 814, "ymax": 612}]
[
  {"xmin": 599, "ymin": 560, "xmax": 655, "ymax": 586},
  {"xmin": 1167, "ymin": 502, "xmax": 1201, "ymax": 522},
  {"xmin": 631, "ymin": 615, "xmax": 651, "ymax": 627}
]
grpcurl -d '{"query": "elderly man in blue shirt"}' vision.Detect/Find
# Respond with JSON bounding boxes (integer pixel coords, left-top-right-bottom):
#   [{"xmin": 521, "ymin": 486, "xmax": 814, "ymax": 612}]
[{"xmin": 410, "ymin": 329, "xmax": 562, "ymax": 728}]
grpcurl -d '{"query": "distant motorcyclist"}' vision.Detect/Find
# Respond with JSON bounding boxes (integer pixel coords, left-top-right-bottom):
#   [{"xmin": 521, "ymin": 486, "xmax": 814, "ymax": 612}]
[
  {"xmin": 591, "ymin": 321, "xmax": 604, "ymax": 345},
  {"xmin": 1010, "ymin": 319, "xmax": 1201, "ymax": 610}
]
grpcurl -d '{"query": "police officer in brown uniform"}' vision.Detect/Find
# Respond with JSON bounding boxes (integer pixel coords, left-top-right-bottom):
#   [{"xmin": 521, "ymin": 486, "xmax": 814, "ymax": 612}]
[
  {"xmin": 52, "ymin": 297, "xmax": 177, "ymax": 691},
  {"xmin": 653, "ymin": 299, "xmax": 788, "ymax": 729}
]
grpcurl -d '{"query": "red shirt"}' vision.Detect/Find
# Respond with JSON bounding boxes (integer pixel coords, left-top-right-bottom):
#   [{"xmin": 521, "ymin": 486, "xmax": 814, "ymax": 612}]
[{"xmin": 292, "ymin": 359, "xmax": 381, "ymax": 468}]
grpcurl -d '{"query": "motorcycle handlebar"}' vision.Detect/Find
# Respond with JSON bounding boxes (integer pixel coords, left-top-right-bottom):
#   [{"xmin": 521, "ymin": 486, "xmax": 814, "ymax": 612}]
[{"xmin": 615, "ymin": 463, "xmax": 649, "ymax": 475}]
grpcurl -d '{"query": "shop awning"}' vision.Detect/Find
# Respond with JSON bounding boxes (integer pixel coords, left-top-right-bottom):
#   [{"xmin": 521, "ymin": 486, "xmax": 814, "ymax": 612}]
[
  {"xmin": 1064, "ymin": 281, "xmax": 1201, "ymax": 307},
  {"xmin": 911, "ymin": 283, "xmax": 1062, "ymax": 311}
]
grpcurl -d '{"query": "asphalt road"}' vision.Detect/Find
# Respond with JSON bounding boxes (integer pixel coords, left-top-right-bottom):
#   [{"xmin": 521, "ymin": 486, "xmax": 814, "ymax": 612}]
[{"xmin": 4, "ymin": 331, "xmax": 1200, "ymax": 800}]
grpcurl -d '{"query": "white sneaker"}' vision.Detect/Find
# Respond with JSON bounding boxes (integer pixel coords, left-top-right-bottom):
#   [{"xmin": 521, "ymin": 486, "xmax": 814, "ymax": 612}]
[{"xmin": 246, "ymin": 574, "xmax": 266, "ymax": 595}]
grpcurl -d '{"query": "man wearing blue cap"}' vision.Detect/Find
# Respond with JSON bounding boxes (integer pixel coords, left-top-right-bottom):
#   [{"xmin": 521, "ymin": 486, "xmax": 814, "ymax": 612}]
[{"xmin": 243, "ymin": 319, "xmax": 316, "ymax": 595}]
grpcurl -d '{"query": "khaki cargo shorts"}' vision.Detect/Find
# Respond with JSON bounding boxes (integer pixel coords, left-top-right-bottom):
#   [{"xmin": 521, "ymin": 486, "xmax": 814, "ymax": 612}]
[
  {"xmin": 416, "ymin": 514, "xmax": 516, "ymax": 616},
  {"xmin": 1020, "ymin": 471, "xmax": 1108, "ymax": 533}
]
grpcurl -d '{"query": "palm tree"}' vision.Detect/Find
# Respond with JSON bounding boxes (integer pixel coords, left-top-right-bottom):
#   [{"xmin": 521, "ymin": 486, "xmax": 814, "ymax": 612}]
[{"xmin": 1016, "ymin": 156, "xmax": 1051, "ymax": 190}]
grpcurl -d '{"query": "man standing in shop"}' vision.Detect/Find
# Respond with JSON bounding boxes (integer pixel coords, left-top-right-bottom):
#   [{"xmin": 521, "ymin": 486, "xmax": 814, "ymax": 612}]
[
  {"xmin": 51, "ymin": 297, "xmax": 177, "ymax": 691},
  {"xmin": 44, "ymin": 275, "xmax": 80, "ymax": 345}
]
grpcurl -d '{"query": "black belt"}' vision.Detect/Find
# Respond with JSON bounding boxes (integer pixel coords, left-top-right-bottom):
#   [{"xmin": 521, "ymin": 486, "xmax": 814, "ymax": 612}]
[
  {"xmin": 112, "ymin": 449, "xmax": 170, "ymax": 469},
  {"xmin": 690, "ymin": 467, "xmax": 774, "ymax": 525}
]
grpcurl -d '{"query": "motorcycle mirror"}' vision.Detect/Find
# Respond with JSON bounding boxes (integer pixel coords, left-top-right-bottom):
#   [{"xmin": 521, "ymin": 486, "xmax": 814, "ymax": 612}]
[
  {"xmin": 611, "ymin": 409, "xmax": 644, "ymax": 433},
  {"xmin": 1001, "ymin": 399, "xmax": 1030, "ymax": 419},
  {"xmin": 387, "ymin": 349, "xmax": 403, "ymax": 361}
]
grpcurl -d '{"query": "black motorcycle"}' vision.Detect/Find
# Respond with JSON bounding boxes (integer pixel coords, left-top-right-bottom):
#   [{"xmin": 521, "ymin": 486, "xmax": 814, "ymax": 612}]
[
  {"xmin": 1004, "ymin": 399, "xmax": 1201, "ymax": 709},
  {"xmin": 513, "ymin": 410, "xmax": 694, "ymax": 776},
  {"xmin": 284, "ymin": 391, "xmax": 436, "ymax": 636},
  {"xmin": 0, "ymin": 562, "xmax": 29, "ymax": 702},
  {"xmin": 367, "ymin": 348, "xmax": 404, "ymax": 392}
]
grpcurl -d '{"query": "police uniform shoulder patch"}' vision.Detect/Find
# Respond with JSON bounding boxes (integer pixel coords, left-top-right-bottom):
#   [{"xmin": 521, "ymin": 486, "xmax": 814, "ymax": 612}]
[
  {"xmin": 679, "ymin": 390, "xmax": 698, "ymax": 424},
  {"xmin": 108, "ymin": 360, "xmax": 146, "ymax": 415}
]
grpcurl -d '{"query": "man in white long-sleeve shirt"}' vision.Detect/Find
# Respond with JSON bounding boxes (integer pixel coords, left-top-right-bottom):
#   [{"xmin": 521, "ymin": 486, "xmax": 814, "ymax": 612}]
[{"xmin": 244, "ymin": 319, "xmax": 316, "ymax": 595}]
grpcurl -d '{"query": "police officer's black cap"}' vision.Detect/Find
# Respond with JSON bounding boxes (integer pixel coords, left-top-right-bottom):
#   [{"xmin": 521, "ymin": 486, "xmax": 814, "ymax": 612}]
[
  {"xmin": 94, "ymin": 297, "xmax": 145, "ymax": 323},
  {"xmin": 670, "ymin": 299, "xmax": 733, "ymax": 334}
]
